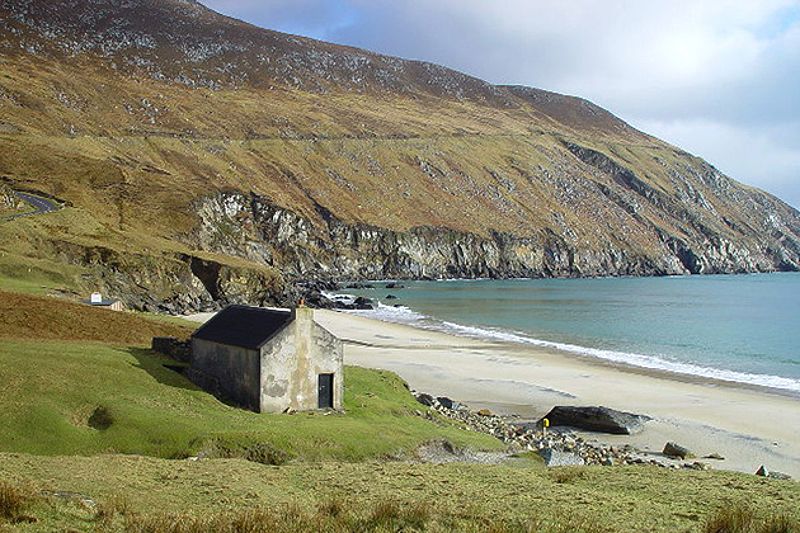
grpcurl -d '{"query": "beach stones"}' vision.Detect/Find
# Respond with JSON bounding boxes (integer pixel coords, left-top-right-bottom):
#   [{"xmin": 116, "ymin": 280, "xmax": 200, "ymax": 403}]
[
  {"xmin": 415, "ymin": 393, "xmax": 436, "ymax": 407},
  {"xmin": 663, "ymin": 442, "xmax": 695, "ymax": 460},
  {"xmin": 539, "ymin": 448, "xmax": 586, "ymax": 467},
  {"xmin": 411, "ymin": 390, "xmax": 675, "ymax": 470},
  {"xmin": 436, "ymin": 396, "xmax": 465, "ymax": 410},
  {"xmin": 540, "ymin": 406, "xmax": 650, "ymax": 435}
]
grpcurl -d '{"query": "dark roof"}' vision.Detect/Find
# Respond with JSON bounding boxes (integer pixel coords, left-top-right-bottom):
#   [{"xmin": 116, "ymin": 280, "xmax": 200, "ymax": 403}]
[
  {"xmin": 83, "ymin": 298, "xmax": 121, "ymax": 306},
  {"xmin": 192, "ymin": 305, "xmax": 295, "ymax": 350}
]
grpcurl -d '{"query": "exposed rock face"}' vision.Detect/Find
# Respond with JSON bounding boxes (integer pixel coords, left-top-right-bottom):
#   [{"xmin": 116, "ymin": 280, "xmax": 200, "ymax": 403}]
[
  {"xmin": 540, "ymin": 406, "xmax": 651, "ymax": 435},
  {"xmin": 188, "ymin": 190, "xmax": 800, "ymax": 289}
]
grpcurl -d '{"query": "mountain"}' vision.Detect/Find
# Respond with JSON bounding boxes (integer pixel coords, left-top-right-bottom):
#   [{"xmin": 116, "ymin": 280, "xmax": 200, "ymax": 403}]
[{"xmin": 0, "ymin": 0, "xmax": 798, "ymax": 311}]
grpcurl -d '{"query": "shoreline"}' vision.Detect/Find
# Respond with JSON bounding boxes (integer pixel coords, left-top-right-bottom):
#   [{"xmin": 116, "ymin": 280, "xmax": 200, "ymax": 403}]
[
  {"xmin": 345, "ymin": 308, "xmax": 800, "ymax": 401},
  {"xmin": 334, "ymin": 299, "xmax": 800, "ymax": 398},
  {"xmin": 311, "ymin": 309, "xmax": 800, "ymax": 478}
]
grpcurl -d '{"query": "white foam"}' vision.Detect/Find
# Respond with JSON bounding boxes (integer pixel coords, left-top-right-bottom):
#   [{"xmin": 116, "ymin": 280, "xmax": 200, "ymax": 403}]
[
  {"xmin": 349, "ymin": 304, "xmax": 800, "ymax": 394},
  {"xmin": 349, "ymin": 302, "xmax": 428, "ymax": 323}
]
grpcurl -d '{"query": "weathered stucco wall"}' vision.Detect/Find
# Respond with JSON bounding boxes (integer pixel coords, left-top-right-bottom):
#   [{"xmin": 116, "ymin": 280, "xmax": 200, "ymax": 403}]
[
  {"xmin": 260, "ymin": 308, "xmax": 343, "ymax": 412},
  {"xmin": 190, "ymin": 338, "xmax": 261, "ymax": 411}
]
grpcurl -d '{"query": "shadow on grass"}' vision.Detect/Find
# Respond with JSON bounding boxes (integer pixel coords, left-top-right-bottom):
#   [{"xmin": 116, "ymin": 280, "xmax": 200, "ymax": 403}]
[{"xmin": 126, "ymin": 347, "xmax": 201, "ymax": 392}]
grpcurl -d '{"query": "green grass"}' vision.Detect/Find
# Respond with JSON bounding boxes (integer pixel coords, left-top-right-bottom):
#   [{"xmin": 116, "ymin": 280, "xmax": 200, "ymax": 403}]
[
  {"xmin": 1, "ymin": 454, "xmax": 798, "ymax": 532},
  {"xmin": 0, "ymin": 339, "xmax": 499, "ymax": 461}
]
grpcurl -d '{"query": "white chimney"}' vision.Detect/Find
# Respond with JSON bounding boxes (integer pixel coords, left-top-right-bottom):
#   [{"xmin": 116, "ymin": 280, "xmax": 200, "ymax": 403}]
[{"xmin": 90, "ymin": 292, "xmax": 102, "ymax": 304}]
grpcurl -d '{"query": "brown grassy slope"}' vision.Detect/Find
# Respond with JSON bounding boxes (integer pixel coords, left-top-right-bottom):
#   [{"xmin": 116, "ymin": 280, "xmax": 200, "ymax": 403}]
[
  {"xmin": 0, "ymin": 0, "xmax": 797, "ymax": 286},
  {"xmin": 0, "ymin": 291, "xmax": 192, "ymax": 343}
]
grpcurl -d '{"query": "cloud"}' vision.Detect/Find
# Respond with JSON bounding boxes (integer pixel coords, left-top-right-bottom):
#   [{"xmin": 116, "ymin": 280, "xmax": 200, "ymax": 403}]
[
  {"xmin": 638, "ymin": 118, "xmax": 800, "ymax": 207},
  {"xmin": 202, "ymin": 0, "xmax": 800, "ymax": 208}
]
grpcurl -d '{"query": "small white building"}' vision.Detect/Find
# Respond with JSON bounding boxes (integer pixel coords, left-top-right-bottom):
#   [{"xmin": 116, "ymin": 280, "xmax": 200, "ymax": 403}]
[
  {"xmin": 189, "ymin": 305, "xmax": 344, "ymax": 413},
  {"xmin": 83, "ymin": 292, "xmax": 125, "ymax": 312}
]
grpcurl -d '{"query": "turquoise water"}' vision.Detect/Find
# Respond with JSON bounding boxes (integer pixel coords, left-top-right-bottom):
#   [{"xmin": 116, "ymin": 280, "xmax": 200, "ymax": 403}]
[{"xmin": 336, "ymin": 273, "xmax": 800, "ymax": 393}]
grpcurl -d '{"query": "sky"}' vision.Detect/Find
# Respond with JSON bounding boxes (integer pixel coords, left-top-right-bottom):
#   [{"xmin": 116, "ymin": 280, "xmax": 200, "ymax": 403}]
[{"xmin": 203, "ymin": 0, "xmax": 800, "ymax": 209}]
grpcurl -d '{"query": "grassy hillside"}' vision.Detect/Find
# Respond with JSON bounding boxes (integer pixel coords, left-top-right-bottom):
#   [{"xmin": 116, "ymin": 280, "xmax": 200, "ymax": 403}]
[
  {"xmin": 0, "ymin": 290, "xmax": 193, "ymax": 343},
  {"xmin": 0, "ymin": 291, "xmax": 499, "ymax": 460},
  {"xmin": 1, "ymin": 455, "xmax": 799, "ymax": 532}
]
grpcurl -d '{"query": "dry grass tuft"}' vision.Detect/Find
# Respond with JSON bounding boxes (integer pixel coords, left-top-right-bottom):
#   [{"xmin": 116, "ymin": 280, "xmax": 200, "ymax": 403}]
[
  {"xmin": 94, "ymin": 494, "xmax": 132, "ymax": 527},
  {"xmin": 0, "ymin": 481, "xmax": 37, "ymax": 524},
  {"xmin": 549, "ymin": 467, "xmax": 587, "ymax": 484},
  {"xmin": 113, "ymin": 499, "xmax": 435, "ymax": 533},
  {"xmin": 704, "ymin": 503, "xmax": 800, "ymax": 533}
]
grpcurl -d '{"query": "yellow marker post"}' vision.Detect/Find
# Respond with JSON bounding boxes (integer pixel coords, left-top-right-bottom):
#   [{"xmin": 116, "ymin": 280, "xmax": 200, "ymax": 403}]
[{"xmin": 542, "ymin": 417, "xmax": 550, "ymax": 437}]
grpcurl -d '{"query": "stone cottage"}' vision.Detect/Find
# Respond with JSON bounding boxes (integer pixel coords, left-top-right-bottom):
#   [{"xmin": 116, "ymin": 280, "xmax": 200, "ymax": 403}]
[{"xmin": 189, "ymin": 305, "xmax": 344, "ymax": 413}]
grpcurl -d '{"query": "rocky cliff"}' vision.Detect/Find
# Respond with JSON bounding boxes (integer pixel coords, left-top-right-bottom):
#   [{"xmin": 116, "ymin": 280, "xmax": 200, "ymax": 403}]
[{"xmin": 0, "ymin": 0, "xmax": 798, "ymax": 311}]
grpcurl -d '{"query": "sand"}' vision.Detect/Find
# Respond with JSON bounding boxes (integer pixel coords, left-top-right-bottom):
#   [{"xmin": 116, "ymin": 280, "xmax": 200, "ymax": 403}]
[
  {"xmin": 185, "ymin": 309, "xmax": 800, "ymax": 477},
  {"xmin": 313, "ymin": 310, "xmax": 800, "ymax": 477}
]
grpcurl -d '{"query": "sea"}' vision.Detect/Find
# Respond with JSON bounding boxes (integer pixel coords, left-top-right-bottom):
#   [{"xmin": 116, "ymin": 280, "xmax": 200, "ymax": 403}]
[{"xmin": 333, "ymin": 273, "xmax": 800, "ymax": 394}]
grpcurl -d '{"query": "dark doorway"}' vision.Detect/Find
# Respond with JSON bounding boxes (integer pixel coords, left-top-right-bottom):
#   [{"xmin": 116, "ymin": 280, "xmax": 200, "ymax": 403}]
[{"xmin": 318, "ymin": 373, "xmax": 334, "ymax": 409}]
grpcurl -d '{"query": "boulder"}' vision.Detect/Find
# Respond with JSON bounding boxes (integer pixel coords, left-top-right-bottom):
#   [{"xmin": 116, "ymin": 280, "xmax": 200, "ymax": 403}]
[
  {"xmin": 352, "ymin": 296, "xmax": 375, "ymax": 310},
  {"xmin": 663, "ymin": 442, "xmax": 694, "ymax": 460},
  {"xmin": 385, "ymin": 294, "xmax": 399, "ymax": 300},
  {"xmin": 540, "ymin": 406, "xmax": 650, "ymax": 435},
  {"xmin": 385, "ymin": 282, "xmax": 405, "ymax": 289},
  {"xmin": 415, "ymin": 393, "xmax": 436, "ymax": 407},
  {"xmin": 436, "ymin": 396, "xmax": 463, "ymax": 410},
  {"xmin": 539, "ymin": 448, "xmax": 586, "ymax": 467},
  {"xmin": 477, "ymin": 408, "xmax": 493, "ymax": 417},
  {"xmin": 303, "ymin": 290, "xmax": 335, "ymax": 309}
]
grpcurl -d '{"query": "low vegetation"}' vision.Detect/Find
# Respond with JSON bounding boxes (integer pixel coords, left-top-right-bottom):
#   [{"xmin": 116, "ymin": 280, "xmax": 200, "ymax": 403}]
[
  {"xmin": 0, "ymin": 338, "xmax": 499, "ymax": 459},
  {"xmin": 0, "ymin": 291, "xmax": 498, "ymax": 460},
  {"xmin": 1, "ymin": 456, "xmax": 798, "ymax": 532},
  {"xmin": 0, "ymin": 290, "xmax": 193, "ymax": 344},
  {"xmin": 703, "ymin": 503, "xmax": 799, "ymax": 533},
  {"xmin": 0, "ymin": 481, "xmax": 37, "ymax": 525}
]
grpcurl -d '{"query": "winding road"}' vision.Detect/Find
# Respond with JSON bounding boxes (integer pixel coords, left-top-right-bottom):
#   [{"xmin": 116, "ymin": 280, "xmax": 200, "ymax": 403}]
[{"xmin": 1, "ymin": 191, "xmax": 61, "ymax": 222}]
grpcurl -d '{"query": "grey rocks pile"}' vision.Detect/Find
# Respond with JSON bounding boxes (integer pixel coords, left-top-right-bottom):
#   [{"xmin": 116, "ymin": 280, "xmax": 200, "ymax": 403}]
[
  {"xmin": 415, "ymin": 393, "xmax": 727, "ymax": 472},
  {"xmin": 415, "ymin": 393, "xmax": 642, "ymax": 467}
]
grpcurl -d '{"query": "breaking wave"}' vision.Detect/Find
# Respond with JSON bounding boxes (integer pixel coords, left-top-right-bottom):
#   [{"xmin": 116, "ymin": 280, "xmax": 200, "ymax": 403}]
[{"xmin": 337, "ymin": 295, "xmax": 800, "ymax": 394}]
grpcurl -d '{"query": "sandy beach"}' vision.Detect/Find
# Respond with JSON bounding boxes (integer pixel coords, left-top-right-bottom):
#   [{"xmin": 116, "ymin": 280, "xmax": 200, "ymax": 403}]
[
  {"xmin": 187, "ymin": 309, "xmax": 800, "ymax": 477},
  {"xmin": 310, "ymin": 310, "xmax": 800, "ymax": 478}
]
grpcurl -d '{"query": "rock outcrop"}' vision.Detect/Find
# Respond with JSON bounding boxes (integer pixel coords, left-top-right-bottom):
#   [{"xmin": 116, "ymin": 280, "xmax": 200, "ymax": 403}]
[
  {"xmin": 540, "ymin": 406, "xmax": 651, "ymax": 435},
  {"xmin": 0, "ymin": 184, "xmax": 21, "ymax": 211}
]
